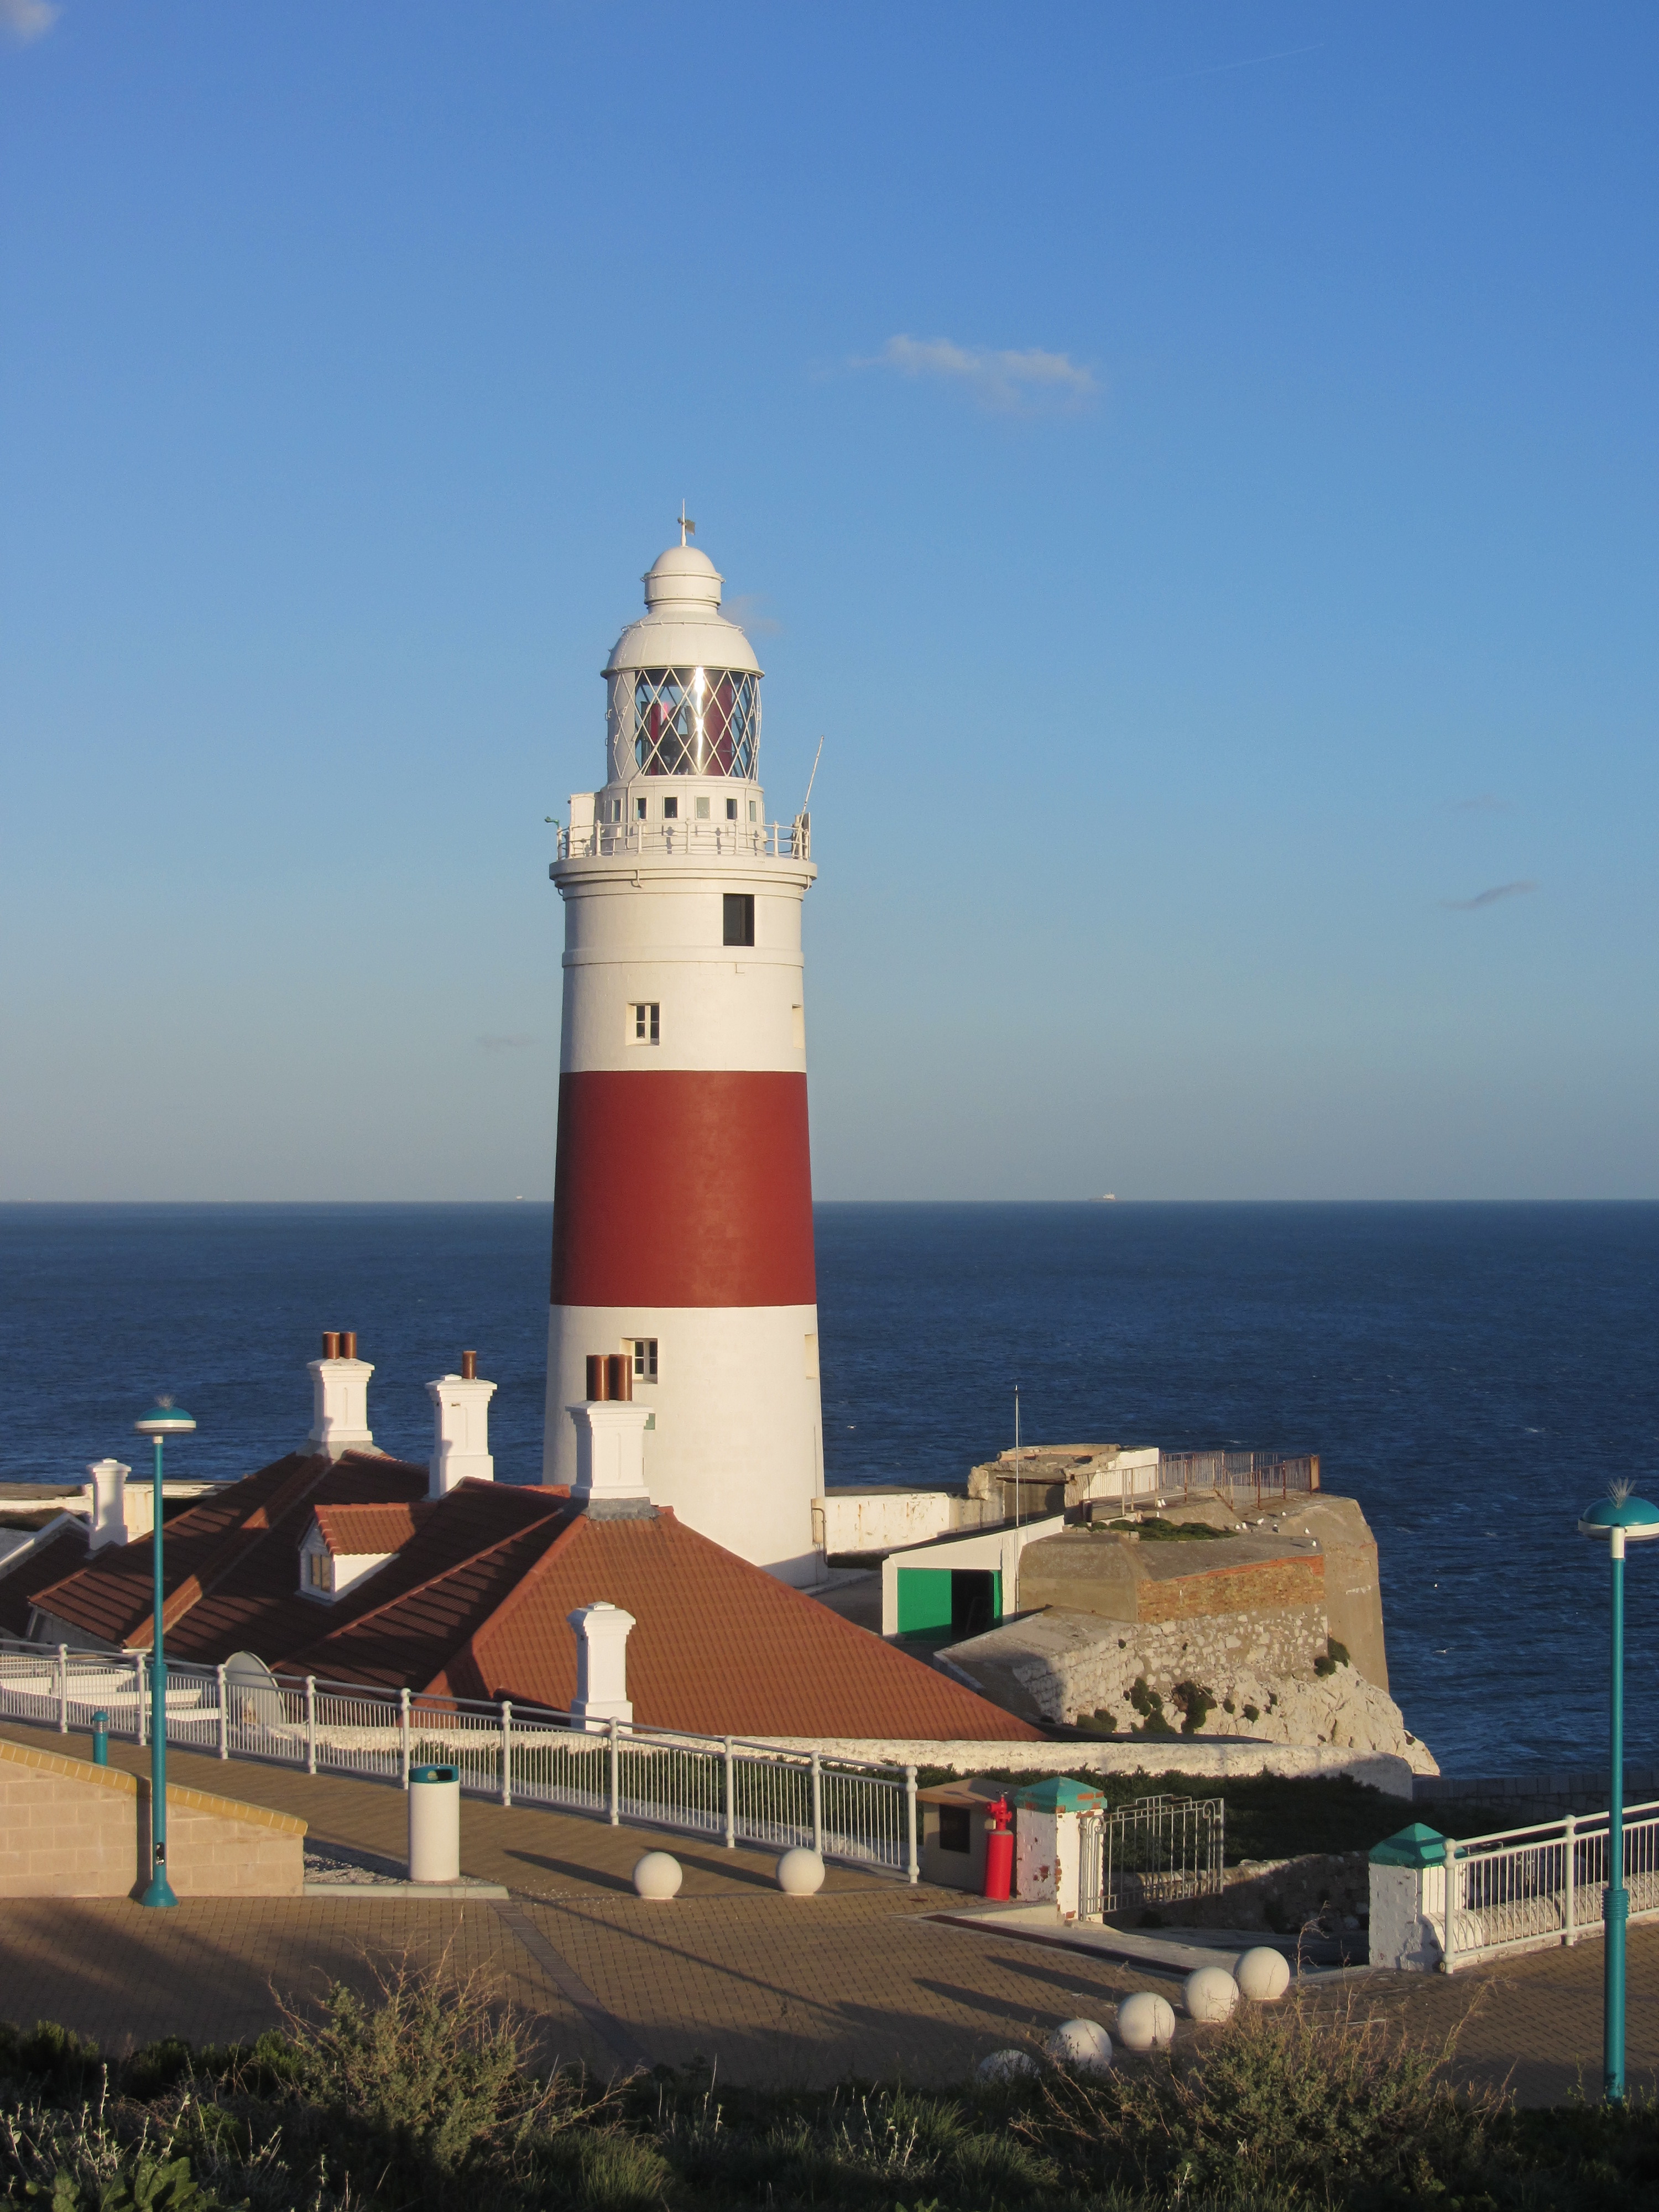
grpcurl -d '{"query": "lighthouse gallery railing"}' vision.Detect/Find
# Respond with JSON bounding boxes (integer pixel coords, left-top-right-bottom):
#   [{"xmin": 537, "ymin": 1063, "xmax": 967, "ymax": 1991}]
[{"xmin": 0, "ymin": 1641, "xmax": 919, "ymax": 1881}]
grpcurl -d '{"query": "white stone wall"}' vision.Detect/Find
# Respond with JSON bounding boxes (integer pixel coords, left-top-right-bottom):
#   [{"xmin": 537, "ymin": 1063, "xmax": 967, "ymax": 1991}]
[{"xmin": 754, "ymin": 1737, "xmax": 1419, "ymax": 1798}]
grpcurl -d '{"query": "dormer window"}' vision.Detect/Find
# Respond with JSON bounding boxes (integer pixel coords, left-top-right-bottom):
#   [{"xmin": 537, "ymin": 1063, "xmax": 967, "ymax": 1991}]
[{"xmin": 299, "ymin": 1503, "xmax": 420, "ymax": 1604}]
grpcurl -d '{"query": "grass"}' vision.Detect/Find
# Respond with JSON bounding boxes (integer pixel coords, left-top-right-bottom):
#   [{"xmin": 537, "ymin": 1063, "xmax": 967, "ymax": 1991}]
[
  {"xmin": 4, "ymin": 1974, "xmax": 1659, "ymax": 2210},
  {"xmin": 1100, "ymin": 1519, "xmax": 1230, "ymax": 1542}
]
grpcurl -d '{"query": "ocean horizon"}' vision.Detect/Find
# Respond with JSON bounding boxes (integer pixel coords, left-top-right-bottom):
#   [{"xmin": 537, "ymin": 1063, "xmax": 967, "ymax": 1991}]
[{"xmin": 3, "ymin": 1198, "xmax": 1656, "ymax": 1777}]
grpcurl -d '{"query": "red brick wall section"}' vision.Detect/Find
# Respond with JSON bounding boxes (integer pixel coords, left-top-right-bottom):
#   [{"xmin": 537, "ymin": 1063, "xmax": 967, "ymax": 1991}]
[{"xmin": 1136, "ymin": 1555, "xmax": 1324, "ymax": 1624}]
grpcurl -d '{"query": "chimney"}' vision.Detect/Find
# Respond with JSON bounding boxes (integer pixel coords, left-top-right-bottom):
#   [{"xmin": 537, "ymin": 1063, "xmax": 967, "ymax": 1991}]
[
  {"xmin": 84, "ymin": 1459, "xmax": 132, "ymax": 1551},
  {"xmin": 306, "ymin": 1329, "xmax": 375, "ymax": 1458},
  {"xmin": 426, "ymin": 1353, "xmax": 498, "ymax": 1498},
  {"xmin": 568, "ymin": 1350, "xmax": 652, "ymax": 1518},
  {"xmin": 567, "ymin": 1600, "xmax": 635, "ymax": 1728}
]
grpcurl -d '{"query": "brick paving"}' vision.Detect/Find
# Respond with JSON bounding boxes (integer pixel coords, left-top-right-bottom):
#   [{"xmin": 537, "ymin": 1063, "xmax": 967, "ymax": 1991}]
[{"xmin": 2, "ymin": 1718, "xmax": 1657, "ymax": 2101}]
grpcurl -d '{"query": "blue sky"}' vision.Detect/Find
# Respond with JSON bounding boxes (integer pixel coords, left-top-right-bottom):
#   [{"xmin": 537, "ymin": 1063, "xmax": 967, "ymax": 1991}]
[{"xmin": 3, "ymin": 3, "xmax": 1655, "ymax": 1199}]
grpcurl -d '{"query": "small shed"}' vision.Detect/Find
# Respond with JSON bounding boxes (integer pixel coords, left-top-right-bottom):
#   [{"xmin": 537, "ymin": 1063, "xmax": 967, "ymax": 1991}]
[{"xmin": 916, "ymin": 1776, "xmax": 1008, "ymax": 1891}]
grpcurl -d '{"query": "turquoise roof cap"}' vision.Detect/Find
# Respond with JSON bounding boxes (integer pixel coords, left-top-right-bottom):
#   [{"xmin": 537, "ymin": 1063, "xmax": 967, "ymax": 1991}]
[
  {"xmin": 1013, "ymin": 1776, "xmax": 1107, "ymax": 1814},
  {"xmin": 134, "ymin": 1404, "xmax": 197, "ymax": 1435},
  {"xmin": 1369, "ymin": 1822, "xmax": 1452, "ymax": 1868},
  {"xmin": 1579, "ymin": 1490, "xmax": 1659, "ymax": 1540}
]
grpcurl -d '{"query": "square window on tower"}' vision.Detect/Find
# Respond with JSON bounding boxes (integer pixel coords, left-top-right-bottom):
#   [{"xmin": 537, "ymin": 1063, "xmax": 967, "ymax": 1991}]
[
  {"xmin": 695, "ymin": 795, "xmax": 710, "ymax": 820},
  {"xmin": 726, "ymin": 797, "xmax": 737, "ymax": 821},
  {"xmin": 628, "ymin": 1337, "xmax": 659, "ymax": 1383},
  {"xmin": 748, "ymin": 800, "xmax": 758, "ymax": 822},
  {"xmin": 634, "ymin": 796, "xmax": 647, "ymax": 821},
  {"xmin": 630, "ymin": 1001, "xmax": 660, "ymax": 1045},
  {"xmin": 662, "ymin": 795, "xmax": 679, "ymax": 820},
  {"xmin": 723, "ymin": 893, "xmax": 755, "ymax": 947}
]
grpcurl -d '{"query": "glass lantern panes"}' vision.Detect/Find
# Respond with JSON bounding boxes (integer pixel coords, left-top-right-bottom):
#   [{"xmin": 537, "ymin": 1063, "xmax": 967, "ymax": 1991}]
[{"xmin": 628, "ymin": 666, "xmax": 759, "ymax": 779}]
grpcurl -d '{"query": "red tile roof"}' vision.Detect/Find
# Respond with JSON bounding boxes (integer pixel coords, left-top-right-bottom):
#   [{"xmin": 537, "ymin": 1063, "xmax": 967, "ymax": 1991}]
[
  {"xmin": 0, "ymin": 1520, "xmax": 91, "ymax": 1638},
  {"xmin": 21, "ymin": 1460, "xmax": 1041, "ymax": 1744},
  {"xmin": 310, "ymin": 1503, "xmax": 431, "ymax": 1556}
]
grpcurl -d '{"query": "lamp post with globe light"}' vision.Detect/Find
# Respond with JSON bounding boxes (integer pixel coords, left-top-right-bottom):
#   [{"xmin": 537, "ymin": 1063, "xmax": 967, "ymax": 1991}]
[
  {"xmin": 134, "ymin": 1396, "xmax": 196, "ymax": 1909},
  {"xmin": 1577, "ymin": 1480, "xmax": 1659, "ymax": 2103}
]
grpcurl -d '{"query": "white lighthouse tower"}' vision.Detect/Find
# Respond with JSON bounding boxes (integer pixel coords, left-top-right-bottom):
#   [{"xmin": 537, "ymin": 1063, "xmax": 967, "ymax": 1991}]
[{"xmin": 542, "ymin": 529, "xmax": 825, "ymax": 1585}]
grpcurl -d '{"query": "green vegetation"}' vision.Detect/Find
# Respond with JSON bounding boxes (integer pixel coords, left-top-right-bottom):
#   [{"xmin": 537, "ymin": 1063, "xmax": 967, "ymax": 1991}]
[
  {"xmin": 910, "ymin": 1768, "xmax": 1524, "ymax": 1865},
  {"xmin": 1313, "ymin": 1640, "xmax": 1352, "ymax": 1678},
  {"xmin": 1170, "ymin": 1681, "xmax": 1217, "ymax": 1735},
  {"xmin": 3, "ymin": 1980, "xmax": 1658, "ymax": 2209},
  {"xmin": 1102, "ymin": 1518, "xmax": 1229, "ymax": 1542}
]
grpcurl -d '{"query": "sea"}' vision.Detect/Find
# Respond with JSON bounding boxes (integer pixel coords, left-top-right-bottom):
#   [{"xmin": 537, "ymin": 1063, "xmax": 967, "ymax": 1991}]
[{"xmin": 3, "ymin": 1200, "xmax": 1656, "ymax": 1780}]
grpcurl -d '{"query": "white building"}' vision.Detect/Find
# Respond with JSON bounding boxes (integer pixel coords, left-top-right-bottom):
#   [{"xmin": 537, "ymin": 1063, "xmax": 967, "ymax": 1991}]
[{"xmin": 541, "ymin": 531, "xmax": 825, "ymax": 1584}]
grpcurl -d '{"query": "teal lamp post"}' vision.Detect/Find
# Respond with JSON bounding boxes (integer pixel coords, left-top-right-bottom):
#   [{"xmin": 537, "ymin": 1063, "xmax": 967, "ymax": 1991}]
[
  {"xmin": 1577, "ymin": 1480, "xmax": 1659, "ymax": 2103},
  {"xmin": 134, "ymin": 1396, "xmax": 196, "ymax": 1909}
]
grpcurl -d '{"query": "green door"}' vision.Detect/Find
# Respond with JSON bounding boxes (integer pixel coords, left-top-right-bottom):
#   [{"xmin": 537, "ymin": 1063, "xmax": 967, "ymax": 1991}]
[{"xmin": 895, "ymin": 1567, "xmax": 954, "ymax": 1634}]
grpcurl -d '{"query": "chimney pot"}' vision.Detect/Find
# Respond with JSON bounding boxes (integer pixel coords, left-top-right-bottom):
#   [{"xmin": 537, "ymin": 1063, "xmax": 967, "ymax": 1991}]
[
  {"xmin": 461, "ymin": 1349, "xmax": 477, "ymax": 1381},
  {"xmin": 585, "ymin": 1353, "xmax": 609, "ymax": 1402},
  {"xmin": 321, "ymin": 1331, "xmax": 341, "ymax": 1360},
  {"xmin": 339, "ymin": 1330, "xmax": 357, "ymax": 1360},
  {"xmin": 606, "ymin": 1352, "xmax": 632, "ymax": 1402}
]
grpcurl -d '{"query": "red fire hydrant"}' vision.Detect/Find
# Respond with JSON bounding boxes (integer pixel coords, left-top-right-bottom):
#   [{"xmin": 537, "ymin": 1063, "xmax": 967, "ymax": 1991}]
[{"xmin": 983, "ymin": 1796, "xmax": 1014, "ymax": 1901}]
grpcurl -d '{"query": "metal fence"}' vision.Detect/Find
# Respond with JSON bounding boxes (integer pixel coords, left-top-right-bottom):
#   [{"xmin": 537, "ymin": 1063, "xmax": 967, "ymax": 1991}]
[
  {"xmin": 1154, "ymin": 1453, "xmax": 1320, "ymax": 1508},
  {"xmin": 0, "ymin": 1641, "xmax": 917, "ymax": 1880},
  {"xmin": 1077, "ymin": 1793, "xmax": 1225, "ymax": 1919},
  {"xmin": 1439, "ymin": 1800, "xmax": 1659, "ymax": 1970},
  {"xmin": 559, "ymin": 818, "xmax": 810, "ymax": 863}
]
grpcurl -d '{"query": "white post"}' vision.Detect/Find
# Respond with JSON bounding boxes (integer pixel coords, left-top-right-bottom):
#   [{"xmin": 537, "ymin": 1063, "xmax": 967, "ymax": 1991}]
[
  {"xmin": 811, "ymin": 1750, "xmax": 823, "ymax": 1855},
  {"xmin": 305, "ymin": 1677, "xmax": 317, "ymax": 1775},
  {"xmin": 905, "ymin": 1765, "xmax": 919, "ymax": 1886},
  {"xmin": 723, "ymin": 1736, "xmax": 736, "ymax": 1849},
  {"xmin": 1565, "ymin": 1813, "xmax": 1577, "ymax": 1947},
  {"xmin": 608, "ymin": 1715, "xmax": 620, "ymax": 1827},
  {"xmin": 1443, "ymin": 1836, "xmax": 1459, "ymax": 1975},
  {"xmin": 400, "ymin": 1686, "xmax": 411, "ymax": 1788},
  {"xmin": 217, "ymin": 1663, "xmax": 228, "ymax": 1758},
  {"xmin": 500, "ymin": 1700, "xmax": 513, "ymax": 1808}
]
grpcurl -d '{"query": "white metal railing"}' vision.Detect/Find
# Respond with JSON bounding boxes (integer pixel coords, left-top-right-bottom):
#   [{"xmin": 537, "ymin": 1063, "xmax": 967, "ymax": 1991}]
[
  {"xmin": 1077, "ymin": 1793, "xmax": 1225, "ymax": 1919},
  {"xmin": 0, "ymin": 1641, "xmax": 916, "ymax": 1879},
  {"xmin": 1438, "ymin": 1800, "xmax": 1659, "ymax": 1970},
  {"xmin": 556, "ymin": 817, "xmax": 810, "ymax": 863}
]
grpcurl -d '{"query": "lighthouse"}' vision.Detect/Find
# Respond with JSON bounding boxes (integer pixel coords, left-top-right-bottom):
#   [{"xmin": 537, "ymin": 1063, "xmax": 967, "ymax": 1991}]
[{"xmin": 542, "ymin": 530, "xmax": 824, "ymax": 1585}]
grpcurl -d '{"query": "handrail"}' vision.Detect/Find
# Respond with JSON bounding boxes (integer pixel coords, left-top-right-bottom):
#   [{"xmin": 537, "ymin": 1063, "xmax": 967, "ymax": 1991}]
[
  {"xmin": 0, "ymin": 1636, "xmax": 916, "ymax": 1877},
  {"xmin": 555, "ymin": 818, "xmax": 811, "ymax": 864}
]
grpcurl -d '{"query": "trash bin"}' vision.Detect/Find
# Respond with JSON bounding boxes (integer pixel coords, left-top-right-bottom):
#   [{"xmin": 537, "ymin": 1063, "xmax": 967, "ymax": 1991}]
[
  {"xmin": 409, "ymin": 1764, "xmax": 460, "ymax": 1883},
  {"xmin": 91, "ymin": 1711, "xmax": 109, "ymax": 1768}
]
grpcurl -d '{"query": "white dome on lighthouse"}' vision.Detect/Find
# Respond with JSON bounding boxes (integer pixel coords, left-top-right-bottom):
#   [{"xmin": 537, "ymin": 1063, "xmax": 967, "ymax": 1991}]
[{"xmin": 604, "ymin": 541, "xmax": 763, "ymax": 679}]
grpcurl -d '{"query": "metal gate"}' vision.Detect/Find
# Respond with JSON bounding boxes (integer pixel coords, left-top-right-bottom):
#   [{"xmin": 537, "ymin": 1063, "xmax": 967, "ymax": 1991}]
[{"xmin": 1077, "ymin": 1793, "xmax": 1225, "ymax": 1919}]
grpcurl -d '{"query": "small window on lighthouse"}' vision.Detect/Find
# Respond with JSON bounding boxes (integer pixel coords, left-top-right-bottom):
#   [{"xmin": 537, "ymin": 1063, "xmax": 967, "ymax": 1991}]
[
  {"xmin": 748, "ymin": 800, "xmax": 758, "ymax": 822},
  {"xmin": 695, "ymin": 796, "xmax": 710, "ymax": 820},
  {"xmin": 634, "ymin": 796, "xmax": 647, "ymax": 821},
  {"xmin": 631, "ymin": 1002, "xmax": 660, "ymax": 1045},
  {"xmin": 723, "ymin": 893, "xmax": 755, "ymax": 947},
  {"xmin": 662, "ymin": 795, "xmax": 679, "ymax": 820},
  {"xmin": 726, "ymin": 797, "xmax": 738, "ymax": 821},
  {"xmin": 628, "ymin": 1338, "xmax": 659, "ymax": 1383}
]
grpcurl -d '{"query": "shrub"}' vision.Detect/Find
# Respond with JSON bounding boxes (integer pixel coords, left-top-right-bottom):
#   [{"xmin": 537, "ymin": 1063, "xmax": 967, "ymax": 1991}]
[{"xmin": 1171, "ymin": 1680, "xmax": 1217, "ymax": 1734}]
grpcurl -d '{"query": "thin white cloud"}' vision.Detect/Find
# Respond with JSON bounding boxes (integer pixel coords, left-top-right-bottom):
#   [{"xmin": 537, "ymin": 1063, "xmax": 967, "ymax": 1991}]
[
  {"xmin": 722, "ymin": 593, "xmax": 782, "ymax": 637},
  {"xmin": 1, "ymin": 0, "xmax": 59, "ymax": 43},
  {"xmin": 1441, "ymin": 880, "xmax": 1537, "ymax": 911},
  {"xmin": 860, "ymin": 335, "xmax": 1098, "ymax": 414}
]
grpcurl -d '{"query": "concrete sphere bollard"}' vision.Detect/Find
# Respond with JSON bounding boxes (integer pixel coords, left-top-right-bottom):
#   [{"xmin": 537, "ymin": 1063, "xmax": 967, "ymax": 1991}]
[
  {"xmin": 1045, "ymin": 2018, "xmax": 1113, "ymax": 2073},
  {"xmin": 1236, "ymin": 1946, "xmax": 1291, "ymax": 2002},
  {"xmin": 977, "ymin": 2048, "xmax": 1039, "ymax": 2084},
  {"xmin": 1183, "ymin": 1965, "xmax": 1240, "ymax": 2023},
  {"xmin": 1115, "ymin": 1991, "xmax": 1177, "ymax": 2051},
  {"xmin": 632, "ymin": 1851, "xmax": 682, "ymax": 1900},
  {"xmin": 776, "ymin": 1846, "xmax": 827, "ymax": 1896}
]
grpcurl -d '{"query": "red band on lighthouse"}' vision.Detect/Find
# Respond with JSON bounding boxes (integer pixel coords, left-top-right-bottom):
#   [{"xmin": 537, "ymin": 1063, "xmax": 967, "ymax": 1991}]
[{"xmin": 550, "ymin": 1070, "xmax": 816, "ymax": 1308}]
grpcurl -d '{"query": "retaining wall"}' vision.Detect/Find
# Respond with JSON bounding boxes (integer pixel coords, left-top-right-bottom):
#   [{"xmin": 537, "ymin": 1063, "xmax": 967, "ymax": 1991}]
[{"xmin": 0, "ymin": 1738, "xmax": 305, "ymax": 1898}]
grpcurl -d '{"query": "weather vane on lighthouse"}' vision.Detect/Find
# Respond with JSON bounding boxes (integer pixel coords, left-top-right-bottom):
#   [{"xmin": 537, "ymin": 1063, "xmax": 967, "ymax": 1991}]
[{"xmin": 677, "ymin": 501, "xmax": 695, "ymax": 545}]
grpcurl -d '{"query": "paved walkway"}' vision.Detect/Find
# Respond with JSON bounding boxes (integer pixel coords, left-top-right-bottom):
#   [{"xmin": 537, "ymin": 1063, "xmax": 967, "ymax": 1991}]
[{"xmin": 2, "ymin": 1719, "xmax": 1656, "ymax": 2100}]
